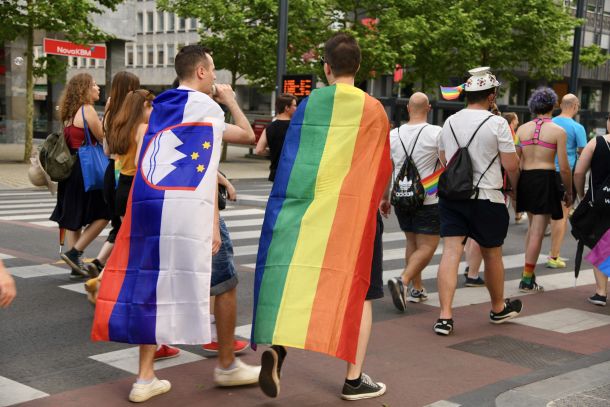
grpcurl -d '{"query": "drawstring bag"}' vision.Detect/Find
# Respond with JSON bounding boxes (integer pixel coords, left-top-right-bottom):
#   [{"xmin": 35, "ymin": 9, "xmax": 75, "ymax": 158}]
[{"xmin": 79, "ymin": 107, "xmax": 108, "ymax": 191}]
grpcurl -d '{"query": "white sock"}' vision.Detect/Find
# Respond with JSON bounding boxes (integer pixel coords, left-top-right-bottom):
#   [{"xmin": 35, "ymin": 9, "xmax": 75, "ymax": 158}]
[
  {"xmin": 136, "ymin": 377, "xmax": 154, "ymax": 385},
  {"xmin": 219, "ymin": 360, "xmax": 238, "ymax": 371}
]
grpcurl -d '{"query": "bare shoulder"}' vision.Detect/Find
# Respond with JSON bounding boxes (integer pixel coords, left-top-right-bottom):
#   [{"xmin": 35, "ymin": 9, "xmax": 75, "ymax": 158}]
[
  {"xmin": 548, "ymin": 122, "xmax": 567, "ymax": 137},
  {"xmin": 516, "ymin": 120, "xmax": 535, "ymax": 135}
]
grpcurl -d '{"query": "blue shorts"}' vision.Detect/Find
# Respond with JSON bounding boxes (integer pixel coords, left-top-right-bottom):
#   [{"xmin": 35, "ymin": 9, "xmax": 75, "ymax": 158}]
[{"xmin": 210, "ymin": 217, "xmax": 238, "ymax": 296}]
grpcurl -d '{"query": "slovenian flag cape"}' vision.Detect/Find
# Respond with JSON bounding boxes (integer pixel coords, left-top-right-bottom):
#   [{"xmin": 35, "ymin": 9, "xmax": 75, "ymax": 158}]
[
  {"xmin": 92, "ymin": 87, "xmax": 224, "ymax": 345},
  {"xmin": 252, "ymin": 83, "xmax": 392, "ymax": 363}
]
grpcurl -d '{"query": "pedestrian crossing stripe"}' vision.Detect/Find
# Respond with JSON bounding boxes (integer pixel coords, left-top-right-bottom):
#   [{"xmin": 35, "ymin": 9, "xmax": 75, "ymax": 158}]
[
  {"xmin": 88, "ymin": 347, "xmax": 205, "ymax": 375},
  {"xmin": 0, "ymin": 208, "xmax": 55, "ymax": 216},
  {"xmin": 0, "ymin": 191, "xmax": 50, "ymax": 197},
  {"xmin": 513, "ymin": 308, "xmax": 610, "ymax": 334},
  {"xmin": 423, "ymin": 270, "xmax": 595, "ymax": 308},
  {"xmin": 7, "ymin": 264, "xmax": 67, "ymax": 278},
  {"xmin": 0, "ymin": 204, "xmax": 55, "ymax": 213},
  {"xmin": 0, "ymin": 376, "xmax": 48, "ymax": 406},
  {"xmin": 384, "ymin": 252, "xmax": 549, "ymax": 282}
]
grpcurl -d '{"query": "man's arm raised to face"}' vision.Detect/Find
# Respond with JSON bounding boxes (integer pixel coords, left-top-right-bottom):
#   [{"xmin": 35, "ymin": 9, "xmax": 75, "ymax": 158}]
[{"xmin": 213, "ymin": 84, "xmax": 256, "ymax": 145}]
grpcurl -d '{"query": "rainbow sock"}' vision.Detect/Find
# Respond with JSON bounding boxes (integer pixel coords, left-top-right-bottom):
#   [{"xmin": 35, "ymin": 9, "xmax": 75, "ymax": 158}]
[{"xmin": 521, "ymin": 263, "xmax": 536, "ymax": 285}]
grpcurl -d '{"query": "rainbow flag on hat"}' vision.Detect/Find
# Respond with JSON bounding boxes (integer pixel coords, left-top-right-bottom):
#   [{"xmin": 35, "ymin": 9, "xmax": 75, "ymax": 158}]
[
  {"xmin": 422, "ymin": 166, "xmax": 444, "ymax": 196},
  {"xmin": 251, "ymin": 83, "xmax": 392, "ymax": 363},
  {"xmin": 586, "ymin": 229, "xmax": 610, "ymax": 277},
  {"xmin": 440, "ymin": 84, "xmax": 465, "ymax": 100}
]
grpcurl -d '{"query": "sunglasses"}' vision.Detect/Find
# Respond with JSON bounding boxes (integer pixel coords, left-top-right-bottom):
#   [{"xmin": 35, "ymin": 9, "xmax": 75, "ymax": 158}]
[{"xmin": 319, "ymin": 56, "xmax": 326, "ymax": 67}]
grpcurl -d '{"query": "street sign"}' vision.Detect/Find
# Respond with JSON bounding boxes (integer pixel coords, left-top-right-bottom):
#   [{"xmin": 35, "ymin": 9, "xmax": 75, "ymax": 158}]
[
  {"xmin": 282, "ymin": 74, "xmax": 315, "ymax": 98},
  {"xmin": 43, "ymin": 38, "xmax": 107, "ymax": 60}
]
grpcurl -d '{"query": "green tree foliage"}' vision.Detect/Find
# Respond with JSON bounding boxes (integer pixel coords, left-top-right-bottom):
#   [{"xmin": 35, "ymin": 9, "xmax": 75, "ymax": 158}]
[
  {"xmin": 159, "ymin": 0, "xmax": 580, "ymax": 94},
  {"xmin": 392, "ymin": 0, "xmax": 580, "ymax": 90},
  {"xmin": 158, "ymin": 0, "xmax": 330, "ymax": 90},
  {"xmin": 580, "ymin": 44, "xmax": 609, "ymax": 69},
  {"xmin": 0, "ymin": 0, "xmax": 123, "ymax": 161}
]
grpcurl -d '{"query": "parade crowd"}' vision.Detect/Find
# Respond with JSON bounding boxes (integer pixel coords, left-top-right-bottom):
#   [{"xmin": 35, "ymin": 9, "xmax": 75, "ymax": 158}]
[{"xmin": 1, "ymin": 32, "xmax": 610, "ymax": 404}]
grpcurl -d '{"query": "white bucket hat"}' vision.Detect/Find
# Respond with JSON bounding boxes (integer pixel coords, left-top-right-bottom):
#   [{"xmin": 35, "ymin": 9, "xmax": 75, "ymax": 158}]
[{"xmin": 464, "ymin": 67, "xmax": 500, "ymax": 92}]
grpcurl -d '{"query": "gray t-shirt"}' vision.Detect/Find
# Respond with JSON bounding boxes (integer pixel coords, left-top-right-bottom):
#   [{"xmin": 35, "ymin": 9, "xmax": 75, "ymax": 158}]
[{"xmin": 439, "ymin": 109, "xmax": 515, "ymax": 203}]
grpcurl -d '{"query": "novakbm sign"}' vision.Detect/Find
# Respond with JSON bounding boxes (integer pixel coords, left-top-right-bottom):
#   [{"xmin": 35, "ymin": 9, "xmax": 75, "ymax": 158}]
[{"xmin": 43, "ymin": 38, "xmax": 107, "ymax": 60}]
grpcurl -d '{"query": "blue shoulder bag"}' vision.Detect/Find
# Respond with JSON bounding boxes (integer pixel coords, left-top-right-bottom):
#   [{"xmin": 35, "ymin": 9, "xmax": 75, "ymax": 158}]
[{"xmin": 79, "ymin": 107, "xmax": 108, "ymax": 191}]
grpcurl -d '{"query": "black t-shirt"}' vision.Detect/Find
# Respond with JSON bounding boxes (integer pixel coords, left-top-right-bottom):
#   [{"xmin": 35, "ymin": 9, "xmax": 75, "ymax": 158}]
[
  {"xmin": 591, "ymin": 136, "xmax": 610, "ymax": 191},
  {"xmin": 266, "ymin": 119, "xmax": 291, "ymax": 182}
]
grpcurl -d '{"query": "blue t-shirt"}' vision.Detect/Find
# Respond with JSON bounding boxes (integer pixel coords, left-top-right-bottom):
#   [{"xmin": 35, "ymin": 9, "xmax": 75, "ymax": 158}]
[{"xmin": 552, "ymin": 116, "xmax": 587, "ymax": 171}]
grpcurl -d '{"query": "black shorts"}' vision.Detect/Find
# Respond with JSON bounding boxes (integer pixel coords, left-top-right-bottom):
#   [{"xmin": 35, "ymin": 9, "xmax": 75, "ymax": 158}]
[
  {"xmin": 395, "ymin": 204, "xmax": 440, "ymax": 235},
  {"xmin": 365, "ymin": 212, "xmax": 384, "ymax": 300},
  {"xmin": 516, "ymin": 169, "xmax": 563, "ymax": 220},
  {"xmin": 439, "ymin": 198, "xmax": 509, "ymax": 248}
]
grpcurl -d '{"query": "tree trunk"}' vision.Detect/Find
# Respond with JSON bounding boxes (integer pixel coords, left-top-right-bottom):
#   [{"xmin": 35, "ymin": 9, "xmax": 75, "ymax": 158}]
[{"xmin": 23, "ymin": 4, "xmax": 34, "ymax": 163}]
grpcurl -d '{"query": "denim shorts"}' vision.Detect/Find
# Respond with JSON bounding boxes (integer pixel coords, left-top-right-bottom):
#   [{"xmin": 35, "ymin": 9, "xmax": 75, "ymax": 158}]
[{"xmin": 210, "ymin": 217, "xmax": 239, "ymax": 296}]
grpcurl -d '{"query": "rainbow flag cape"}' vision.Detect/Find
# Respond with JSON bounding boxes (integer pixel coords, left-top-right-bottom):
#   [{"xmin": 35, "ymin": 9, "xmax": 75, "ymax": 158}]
[
  {"xmin": 252, "ymin": 83, "xmax": 392, "ymax": 363},
  {"xmin": 92, "ymin": 88, "xmax": 225, "ymax": 345},
  {"xmin": 440, "ymin": 84, "xmax": 465, "ymax": 100},
  {"xmin": 586, "ymin": 229, "xmax": 610, "ymax": 277},
  {"xmin": 422, "ymin": 166, "xmax": 444, "ymax": 196}
]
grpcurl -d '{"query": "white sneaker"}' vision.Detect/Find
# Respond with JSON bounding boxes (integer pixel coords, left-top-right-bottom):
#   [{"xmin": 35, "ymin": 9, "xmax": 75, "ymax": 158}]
[
  {"xmin": 128, "ymin": 377, "xmax": 171, "ymax": 402},
  {"xmin": 214, "ymin": 358, "xmax": 261, "ymax": 387}
]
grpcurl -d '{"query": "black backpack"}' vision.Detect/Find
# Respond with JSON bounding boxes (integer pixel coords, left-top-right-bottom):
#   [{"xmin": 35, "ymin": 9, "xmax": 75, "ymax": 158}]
[
  {"xmin": 38, "ymin": 132, "xmax": 76, "ymax": 182},
  {"xmin": 438, "ymin": 115, "xmax": 496, "ymax": 200},
  {"xmin": 390, "ymin": 125, "xmax": 427, "ymax": 213}
]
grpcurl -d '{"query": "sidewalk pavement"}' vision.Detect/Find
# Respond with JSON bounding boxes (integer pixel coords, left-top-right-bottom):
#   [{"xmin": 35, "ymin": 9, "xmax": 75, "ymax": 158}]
[
  {"xmin": 16, "ymin": 285, "xmax": 610, "ymax": 406},
  {"xmin": 0, "ymin": 143, "xmax": 270, "ymax": 189}
]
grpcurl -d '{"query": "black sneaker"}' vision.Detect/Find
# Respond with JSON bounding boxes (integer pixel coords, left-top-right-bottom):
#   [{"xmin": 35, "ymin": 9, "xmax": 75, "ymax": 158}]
[
  {"xmin": 490, "ymin": 299, "xmax": 523, "ymax": 324},
  {"xmin": 588, "ymin": 293, "xmax": 607, "ymax": 306},
  {"xmin": 465, "ymin": 276, "xmax": 485, "ymax": 287},
  {"xmin": 340, "ymin": 373, "xmax": 386, "ymax": 401},
  {"xmin": 518, "ymin": 280, "xmax": 544, "ymax": 293},
  {"xmin": 433, "ymin": 318, "xmax": 454, "ymax": 336},
  {"xmin": 259, "ymin": 345, "xmax": 286, "ymax": 398},
  {"xmin": 387, "ymin": 277, "xmax": 406, "ymax": 312},
  {"xmin": 61, "ymin": 249, "xmax": 88, "ymax": 280}
]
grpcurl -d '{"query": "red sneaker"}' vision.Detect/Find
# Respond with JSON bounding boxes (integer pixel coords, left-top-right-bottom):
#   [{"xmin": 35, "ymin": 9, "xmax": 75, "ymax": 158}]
[
  {"xmin": 202, "ymin": 339, "xmax": 249, "ymax": 354},
  {"xmin": 154, "ymin": 345, "xmax": 180, "ymax": 361}
]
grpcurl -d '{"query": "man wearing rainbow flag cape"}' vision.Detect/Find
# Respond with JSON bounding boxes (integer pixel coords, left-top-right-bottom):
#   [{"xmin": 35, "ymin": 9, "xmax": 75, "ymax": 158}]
[
  {"xmin": 252, "ymin": 33, "xmax": 392, "ymax": 401},
  {"xmin": 91, "ymin": 45, "xmax": 258, "ymax": 403},
  {"xmin": 386, "ymin": 92, "xmax": 443, "ymax": 312}
]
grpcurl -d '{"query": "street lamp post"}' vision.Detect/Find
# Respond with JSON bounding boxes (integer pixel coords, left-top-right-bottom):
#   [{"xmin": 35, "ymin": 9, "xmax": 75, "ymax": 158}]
[
  {"xmin": 276, "ymin": 0, "xmax": 288, "ymax": 102},
  {"xmin": 569, "ymin": 0, "xmax": 586, "ymax": 94}
]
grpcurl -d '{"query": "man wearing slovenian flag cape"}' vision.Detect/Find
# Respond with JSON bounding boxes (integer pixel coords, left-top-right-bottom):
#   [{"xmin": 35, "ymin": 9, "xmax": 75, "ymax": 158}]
[
  {"xmin": 253, "ymin": 33, "xmax": 392, "ymax": 401},
  {"xmin": 91, "ymin": 45, "xmax": 258, "ymax": 403}
]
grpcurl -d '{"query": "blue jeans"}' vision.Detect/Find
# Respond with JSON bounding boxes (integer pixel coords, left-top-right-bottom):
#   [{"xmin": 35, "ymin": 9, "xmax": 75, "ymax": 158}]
[{"xmin": 210, "ymin": 217, "xmax": 238, "ymax": 296}]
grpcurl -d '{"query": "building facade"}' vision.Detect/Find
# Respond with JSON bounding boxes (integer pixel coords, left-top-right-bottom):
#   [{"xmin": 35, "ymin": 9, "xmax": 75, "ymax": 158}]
[{"xmin": 2, "ymin": 0, "xmax": 610, "ymax": 143}]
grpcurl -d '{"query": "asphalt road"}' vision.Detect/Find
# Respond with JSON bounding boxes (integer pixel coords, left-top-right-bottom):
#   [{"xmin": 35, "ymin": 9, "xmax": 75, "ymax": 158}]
[{"xmin": 0, "ymin": 181, "xmax": 582, "ymax": 403}]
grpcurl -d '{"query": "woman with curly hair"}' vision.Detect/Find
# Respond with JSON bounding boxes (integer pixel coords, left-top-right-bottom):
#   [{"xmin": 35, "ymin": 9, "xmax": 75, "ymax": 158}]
[
  {"xmin": 50, "ymin": 73, "xmax": 109, "ymax": 280},
  {"xmin": 515, "ymin": 87, "xmax": 572, "ymax": 292}
]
